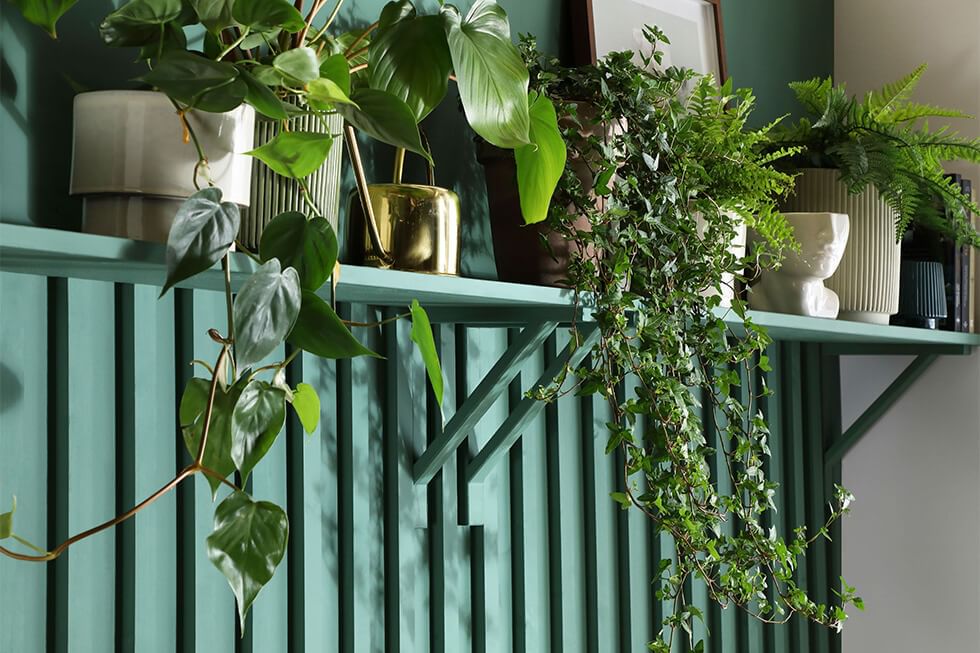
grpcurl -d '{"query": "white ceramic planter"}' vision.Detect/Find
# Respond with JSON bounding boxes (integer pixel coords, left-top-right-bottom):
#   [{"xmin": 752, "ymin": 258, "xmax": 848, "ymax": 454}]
[
  {"xmin": 782, "ymin": 168, "xmax": 901, "ymax": 324},
  {"xmin": 71, "ymin": 90, "xmax": 255, "ymax": 241}
]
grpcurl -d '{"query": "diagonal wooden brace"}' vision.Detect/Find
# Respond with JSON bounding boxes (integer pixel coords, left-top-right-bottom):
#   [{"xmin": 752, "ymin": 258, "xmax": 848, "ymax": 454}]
[
  {"xmin": 466, "ymin": 324, "xmax": 602, "ymax": 484},
  {"xmin": 412, "ymin": 321, "xmax": 560, "ymax": 485}
]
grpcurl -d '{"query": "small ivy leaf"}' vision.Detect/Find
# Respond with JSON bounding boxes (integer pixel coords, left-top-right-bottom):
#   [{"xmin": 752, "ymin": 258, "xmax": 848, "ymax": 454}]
[
  {"xmin": 181, "ymin": 376, "xmax": 247, "ymax": 496},
  {"xmin": 162, "ymin": 188, "xmax": 240, "ymax": 296},
  {"xmin": 259, "ymin": 212, "xmax": 338, "ymax": 291},
  {"xmin": 0, "ymin": 496, "xmax": 16, "ymax": 539},
  {"xmin": 610, "ymin": 491, "xmax": 631, "ymax": 510},
  {"xmin": 290, "ymin": 383, "xmax": 320, "ymax": 434},
  {"xmin": 231, "ymin": 380, "xmax": 287, "ymax": 481},
  {"xmin": 287, "ymin": 291, "xmax": 381, "ymax": 359},
  {"xmin": 409, "ymin": 300, "xmax": 443, "ymax": 405},
  {"xmin": 233, "ymin": 259, "xmax": 302, "ymax": 369},
  {"xmin": 273, "ymin": 47, "xmax": 320, "ymax": 84},
  {"xmin": 232, "ymin": 0, "xmax": 305, "ymax": 32},
  {"xmin": 247, "ymin": 131, "xmax": 334, "ymax": 180},
  {"xmin": 206, "ymin": 491, "xmax": 289, "ymax": 631}
]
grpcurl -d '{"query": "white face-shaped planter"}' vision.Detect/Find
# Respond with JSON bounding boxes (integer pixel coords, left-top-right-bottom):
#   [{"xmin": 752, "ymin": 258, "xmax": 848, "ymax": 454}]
[{"xmin": 749, "ymin": 212, "xmax": 850, "ymax": 318}]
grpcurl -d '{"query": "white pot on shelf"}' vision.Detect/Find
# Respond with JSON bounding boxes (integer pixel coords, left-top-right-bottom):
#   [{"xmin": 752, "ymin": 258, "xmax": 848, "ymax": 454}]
[
  {"xmin": 782, "ymin": 167, "xmax": 901, "ymax": 324},
  {"xmin": 70, "ymin": 90, "xmax": 255, "ymax": 242}
]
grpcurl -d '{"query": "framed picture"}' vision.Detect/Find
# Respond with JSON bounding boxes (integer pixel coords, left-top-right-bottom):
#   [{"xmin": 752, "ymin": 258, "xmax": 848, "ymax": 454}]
[{"xmin": 569, "ymin": 0, "xmax": 726, "ymax": 81}]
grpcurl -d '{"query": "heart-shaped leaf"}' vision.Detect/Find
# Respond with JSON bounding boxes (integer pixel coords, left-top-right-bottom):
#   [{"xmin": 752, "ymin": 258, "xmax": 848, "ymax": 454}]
[
  {"xmin": 290, "ymin": 383, "xmax": 320, "ymax": 434},
  {"xmin": 189, "ymin": 0, "xmax": 234, "ymax": 32},
  {"xmin": 369, "ymin": 8, "xmax": 452, "ymax": 121},
  {"xmin": 442, "ymin": 0, "xmax": 530, "ymax": 148},
  {"xmin": 239, "ymin": 68, "xmax": 289, "ymax": 119},
  {"xmin": 12, "ymin": 0, "xmax": 78, "ymax": 38},
  {"xmin": 181, "ymin": 376, "xmax": 246, "ymax": 496},
  {"xmin": 287, "ymin": 291, "xmax": 381, "ymax": 359},
  {"xmin": 307, "ymin": 78, "xmax": 356, "ymax": 110},
  {"xmin": 273, "ymin": 47, "xmax": 320, "ymax": 84},
  {"xmin": 233, "ymin": 0, "xmax": 305, "ymax": 32},
  {"xmin": 206, "ymin": 491, "xmax": 289, "ymax": 630},
  {"xmin": 514, "ymin": 92, "xmax": 566, "ymax": 224},
  {"xmin": 140, "ymin": 51, "xmax": 243, "ymax": 110},
  {"xmin": 409, "ymin": 300, "xmax": 443, "ymax": 404},
  {"xmin": 231, "ymin": 380, "xmax": 287, "ymax": 481},
  {"xmin": 0, "ymin": 496, "xmax": 15, "ymax": 539},
  {"xmin": 136, "ymin": 20, "xmax": 188, "ymax": 61},
  {"xmin": 247, "ymin": 131, "xmax": 334, "ymax": 179},
  {"xmin": 233, "ymin": 259, "xmax": 302, "ymax": 368},
  {"xmin": 319, "ymin": 53, "xmax": 351, "ymax": 95},
  {"xmin": 337, "ymin": 88, "xmax": 430, "ymax": 163},
  {"xmin": 241, "ymin": 28, "xmax": 281, "ymax": 50},
  {"xmin": 162, "ymin": 188, "xmax": 240, "ymax": 295},
  {"xmin": 259, "ymin": 212, "xmax": 338, "ymax": 291},
  {"xmin": 100, "ymin": 0, "xmax": 183, "ymax": 46}
]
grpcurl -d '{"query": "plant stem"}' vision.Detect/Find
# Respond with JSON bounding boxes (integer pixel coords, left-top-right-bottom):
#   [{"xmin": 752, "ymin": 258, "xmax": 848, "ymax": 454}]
[
  {"xmin": 344, "ymin": 22, "xmax": 377, "ymax": 56},
  {"xmin": 221, "ymin": 255, "xmax": 236, "ymax": 375},
  {"xmin": 196, "ymin": 346, "xmax": 230, "ymax": 464},
  {"xmin": 216, "ymin": 29, "xmax": 249, "ymax": 61},
  {"xmin": 343, "ymin": 312, "xmax": 410, "ymax": 328},
  {"xmin": 168, "ymin": 98, "xmax": 212, "ymax": 189},
  {"xmin": 298, "ymin": 179, "xmax": 323, "ymax": 218}
]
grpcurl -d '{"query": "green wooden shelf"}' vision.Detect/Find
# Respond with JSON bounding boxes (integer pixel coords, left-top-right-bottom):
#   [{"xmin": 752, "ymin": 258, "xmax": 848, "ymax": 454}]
[{"xmin": 2, "ymin": 222, "xmax": 979, "ymax": 347}]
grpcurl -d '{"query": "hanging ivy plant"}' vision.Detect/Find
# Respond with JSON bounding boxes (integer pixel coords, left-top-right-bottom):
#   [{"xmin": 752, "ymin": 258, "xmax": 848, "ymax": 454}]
[{"xmin": 524, "ymin": 31, "xmax": 862, "ymax": 650}]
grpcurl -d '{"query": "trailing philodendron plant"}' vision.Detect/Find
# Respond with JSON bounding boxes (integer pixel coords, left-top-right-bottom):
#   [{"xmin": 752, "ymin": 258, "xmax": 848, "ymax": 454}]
[
  {"xmin": 771, "ymin": 64, "xmax": 980, "ymax": 246},
  {"xmin": 527, "ymin": 31, "xmax": 862, "ymax": 649}
]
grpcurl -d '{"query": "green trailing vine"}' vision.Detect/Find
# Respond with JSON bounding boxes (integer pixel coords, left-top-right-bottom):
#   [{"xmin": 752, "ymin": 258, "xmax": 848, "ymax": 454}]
[
  {"xmin": 524, "ymin": 31, "xmax": 862, "ymax": 649},
  {"xmin": 772, "ymin": 64, "xmax": 980, "ymax": 246}
]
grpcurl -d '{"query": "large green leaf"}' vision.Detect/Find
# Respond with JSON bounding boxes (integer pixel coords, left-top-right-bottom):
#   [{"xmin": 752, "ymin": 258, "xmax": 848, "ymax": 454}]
[
  {"xmin": 140, "ymin": 51, "xmax": 244, "ymax": 111},
  {"xmin": 100, "ymin": 0, "xmax": 184, "ymax": 47},
  {"xmin": 12, "ymin": 0, "xmax": 78, "ymax": 38},
  {"xmin": 162, "ymin": 188, "xmax": 240, "ymax": 295},
  {"xmin": 259, "ymin": 212, "xmax": 338, "ymax": 291},
  {"xmin": 290, "ymin": 383, "xmax": 320, "ymax": 434},
  {"xmin": 287, "ymin": 291, "xmax": 381, "ymax": 359},
  {"xmin": 181, "ymin": 377, "xmax": 246, "ymax": 496},
  {"xmin": 0, "ymin": 496, "xmax": 15, "ymax": 539},
  {"xmin": 319, "ymin": 53, "xmax": 351, "ymax": 95},
  {"xmin": 273, "ymin": 47, "xmax": 320, "ymax": 84},
  {"xmin": 206, "ymin": 491, "xmax": 288, "ymax": 629},
  {"xmin": 409, "ymin": 300, "xmax": 443, "ymax": 404},
  {"xmin": 307, "ymin": 78, "xmax": 356, "ymax": 110},
  {"xmin": 369, "ymin": 7, "xmax": 452, "ymax": 122},
  {"xmin": 514, "ymin": 92, "xmax": 566, "ymax": 224},
  {"xmin": 233, "ymin": 259, "xmax": 302, "ymax": 368},
  {"xmin": 247, "ymin": 131, "xmax": 334, "ymax": 180},
  {"xmin": 337, "ymin": 88, "xmax": 431, "ymax": 163},
  {"xmin": 231, "ymin": 380, "xmax": 287, "ymax": 481},
  {"xmin": 189, "ymin": 0, "xmax": 234, "ymax": 32},
  {"xmin": 239, "ymin": 68, "xmax": 290, "ymax": 119},
  {"xmin": 136, "ymin": 20, "xmax": 188, "ymax": 61},
  {"xmin": 233, "ymin": 0, "xmax": 305, "ymax": 32},
  {"xmin": 442, "ymin": 0, "xmax": 530, "ymax": 148}
]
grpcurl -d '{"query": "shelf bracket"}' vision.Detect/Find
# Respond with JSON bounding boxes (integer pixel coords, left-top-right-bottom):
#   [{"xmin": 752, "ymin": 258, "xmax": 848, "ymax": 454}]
[
  {"xmin": 413, "ymin": 320, "xmax": 560, "ymax": 485},
  {"xmin": 467, "ymin": 324, "xmax": 602, "ymax": 484},
  {"xmin": 824, "ymin": 353, "xmax": 938, "ymax": 469}
]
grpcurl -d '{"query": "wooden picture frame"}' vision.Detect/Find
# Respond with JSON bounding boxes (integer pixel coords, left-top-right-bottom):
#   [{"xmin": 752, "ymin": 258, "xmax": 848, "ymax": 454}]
[{"xmin": 568, "ymin": 0, "xmax": 727, "ymax": 81}]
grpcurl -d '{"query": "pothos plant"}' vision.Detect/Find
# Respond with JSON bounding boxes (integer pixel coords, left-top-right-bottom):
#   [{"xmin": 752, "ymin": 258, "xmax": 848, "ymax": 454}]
[{"xmin": 526, "ymin": 31, "xmax": 862, "ymax": 650}]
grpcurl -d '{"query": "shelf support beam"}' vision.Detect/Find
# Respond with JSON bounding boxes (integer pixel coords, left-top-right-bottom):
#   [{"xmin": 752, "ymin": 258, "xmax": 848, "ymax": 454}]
[
  {"xmin": 413, "ymin": 320, "xmax": 560, "ymax": 485},
  {"xmin": 824, "ymin": 353, "xmax": 938, "ymax": 469},
  {"xmin": 467, "ymin": 325, "xmax": 602, "ymax": 484}
]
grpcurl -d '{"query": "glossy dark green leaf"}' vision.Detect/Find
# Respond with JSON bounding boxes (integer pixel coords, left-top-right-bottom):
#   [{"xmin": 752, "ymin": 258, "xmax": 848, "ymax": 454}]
[
  {"xmin": 273, "ymin": 47, "xmax": 320, "ymax": 84},
  {"xmin": 136, "ymin": 20, "xmax": 188, "ymax": 61},
  {"xmin": 307, "ymin": 78, "xmax": 356, "ymax": 110},
  {"xmin": 189, "ymin": 0, "xmax": 233, "ymax": 32},
  {"xmin": 369, "ymin": 7, "xmax": 452, "ymax": 121},
  {"xmin": 514, "ymin": 92, "xmax": 566, "ymax": 224},
  {"xmin": 259, "ymin": 212, "xmax": 338, "ymax": 291},
  {"xmin": 140, "ymin": 51, "xmax": 242, "ymax": 110},
  {"xmin": 442, "ymin": 0, "xmax": 530, "ymax": 148},
  {"xmin": 239, "ymin": 68, "xmax": 289, "ymax": 119},
  {"xmin": 162, "ymin": 188, "xmax": 240, "ymax": 295},
  {"xmin": 233, "ymin": 259, "xmax": 302, "ymax": 368},
  {"xmin": 319, "ymin": 53, "xmax": 351, "ymax": 95},
  {"xmin": 206, "ymin": 491, "xmax": 288, "ymax": 629},
  {"xmin": 233, "ymin": 0, "xmax": 305, "ymax": 33},
  {"xmin": 181, "ymin": 377, "xmax": 246, "ymax": 496},
  {"xmin": 0, "ymin": 496, "xmax": 15, "ymax": 539},
  {"xmin": 409, "ymin": 300, "xmax": 443, "ymax": 404},
  {"xmin": 290, "ymin": 383, "xmax": 320, "ymax": 434},
  {"xmin": 337, "ymin": 88, "xmax": 430, "ymax": 163},
  {"xmin": 287, "ymin": 291, "xmax": 381, "ymax": 359},
  {"xmin": 11, "ymin": 0, "xmax": 78, "ymax": 38},
  {"xmin": 100, "ymin": 0, "xmax": 183, "ymax": 47},
  {"xmin": 231, "ymin": 380, "xmax": 287, "ymax": 481},
  {"xmin": 247, "ymin": 131, "xmax": 334, "ymax": 179},
  {"xmin": 251, "ymin": 64, "xmax": 286, "ymax": 87},
  {"xmin": 240, "ymin": 27, "xmax": 280, "ymax": 50}
]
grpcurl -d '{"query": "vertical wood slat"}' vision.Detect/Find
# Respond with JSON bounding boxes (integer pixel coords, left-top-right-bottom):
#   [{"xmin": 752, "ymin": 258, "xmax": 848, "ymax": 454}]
[
  {"xmin": 820, "ymin": 354, "xmax": 843, "ymax": 653},
  {"xmin": 0, "ymin": 272, "xmax": 49, "ymax": 653},
  {"xmin": 47, "ymin": 278, "xmax": 69, "ymax": 653},
  {"xmin": 578, "ymin": 359, "xmax": 600, "ymax": 653},
  {"xmin": 802, "ymin": 345, "xmax": 830, "ymax": 653},
  {"xmin": 426, "ymin": 324, "xmax": 448, "ymax": 653},
  {"xmin": 174, "ymin": 288, "xmax": 196, "ymax": 653},
  {"xmin": 783, "ymin": 342, "xmax": 810, "ymax": 652},
  {"xmin": 507, "ymin": 327, "xmax": 527, "ymax": 653},
  {"xmin": 336, "ymin": 303, "xmax": 355, "ymax": 653},
  {"xmin": 765, "ymin": 344, "xmax": 791, "ymax": 653},
  {"xmin": 543, "ymin": 334, "xmax": 565, "ymax": 653}
]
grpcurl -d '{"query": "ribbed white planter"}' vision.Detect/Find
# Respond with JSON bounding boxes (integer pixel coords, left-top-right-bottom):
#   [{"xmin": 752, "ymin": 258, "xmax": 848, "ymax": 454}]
[
  {"xmin": 782, "ymin": 168, "xmax": 901, "ymax": 324},
  {"xmin": 71, "ymin": 90, "xmax": 255, "ymax": 242},
  {"xmin": 240, "ymin": 112, "xmax": 345, "ymax": 250}
]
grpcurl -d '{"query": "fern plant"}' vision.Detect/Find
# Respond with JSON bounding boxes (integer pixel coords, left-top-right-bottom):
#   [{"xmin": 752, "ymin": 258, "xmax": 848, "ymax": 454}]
[{"xmin": 772, "ymin": 64, "xmax": 980, "ymax": 246}]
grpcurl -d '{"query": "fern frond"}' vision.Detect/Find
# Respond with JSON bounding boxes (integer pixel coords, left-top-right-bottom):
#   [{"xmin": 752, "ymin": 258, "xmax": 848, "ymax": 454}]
[
  {"xmin": 885, "ymin": 102, "xmax": 973, "ymax": 123},
  {"xmin": 865, "ymin": 63, "xmax": 926, "ymax": 118},
  {"xmin": 789, "ymin": 77, "xmax": 833, "ymax": 116}
]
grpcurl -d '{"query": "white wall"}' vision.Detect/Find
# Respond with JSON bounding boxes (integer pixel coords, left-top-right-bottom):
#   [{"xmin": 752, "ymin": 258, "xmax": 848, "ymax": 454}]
[{"xmin": 835, "ymin": 1, "xmax": 980, "ymax": 649}]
